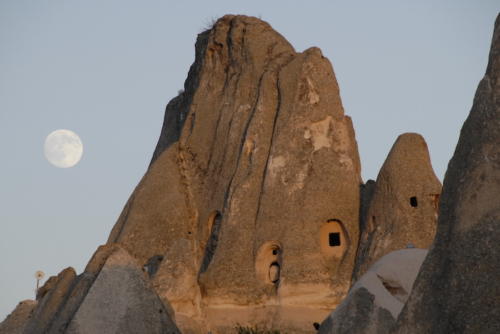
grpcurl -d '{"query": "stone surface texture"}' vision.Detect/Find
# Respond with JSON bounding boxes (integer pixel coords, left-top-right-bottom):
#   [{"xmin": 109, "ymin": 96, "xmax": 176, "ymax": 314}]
[
  {"xmin": 16, "ymin": 244, "xmax": 178, "ymax": 334},
  {"xmin": 319, "ymin": 249, "xmax": 427, "ymax": 334},
  {"xmin": 0, "ymin": 300, "xmax": 36, "ymax": 334},
  {"xmin": 394, "ymin": 14, "xmax": 500, "ymax": 334},
  {"xmin": 106, "ymin": 14, "xmax": 362, "ymax": 333},
  {"xmin": 6, "ymin": 13, "xmax": 488, "ymax": 334},
  {"xmin": 353, "ymin": 133, "xmax": 441, "ymax": 281},
  {"xmin": 65, "ymin": 246, "xmax": 179, "ymax": 334},
  {"xmin": 23, "ymin": 267, "xmax": 77, "ymax": 334}
]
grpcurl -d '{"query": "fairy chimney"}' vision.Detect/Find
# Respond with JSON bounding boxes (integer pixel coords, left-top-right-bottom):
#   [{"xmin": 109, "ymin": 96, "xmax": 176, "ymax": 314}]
[
  {"xmin": 353, "ymin": 133, "xmax": 441, "ymax": 281},
  {"xmin": 106, "ymin": 15, "xmax": 362, "ymax": 333}
]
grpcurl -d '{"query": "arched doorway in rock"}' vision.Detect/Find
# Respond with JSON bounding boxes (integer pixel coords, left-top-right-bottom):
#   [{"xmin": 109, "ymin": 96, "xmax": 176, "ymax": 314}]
[
  {"xmin": 199, "ymin": 211, "xmax": 222, "ymax": 273},
  {"xmin": 320, "ymin": 219, "xmax": 348, "ymax": 258},
  {"xmin": 255, "ymin": 241, "xmax": 282, "ymax": 284}
]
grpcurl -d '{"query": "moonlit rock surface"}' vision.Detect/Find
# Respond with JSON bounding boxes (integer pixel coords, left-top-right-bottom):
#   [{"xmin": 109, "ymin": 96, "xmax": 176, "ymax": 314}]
[{"xmin": 44, "ymin": 129, "xmax": 83, "ymax": 168}]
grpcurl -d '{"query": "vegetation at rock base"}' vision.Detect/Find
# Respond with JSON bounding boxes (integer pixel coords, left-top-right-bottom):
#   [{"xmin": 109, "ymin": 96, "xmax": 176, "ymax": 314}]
[{"xmin": 235, "ymin": 324, "xmax": 282, "ymax": 334}]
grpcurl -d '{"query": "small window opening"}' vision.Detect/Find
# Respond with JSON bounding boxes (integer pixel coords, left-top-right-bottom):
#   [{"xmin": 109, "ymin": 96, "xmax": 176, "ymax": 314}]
[
  {"xmin": 256, "ymin": 241, "xmax": 282, "ymax": 284},
  {"xmin": 329, "ymin": 232, "xmax": 341, "ymax": 247},
  {"xmin": 410, "ymin": 196, "xmax": 418, "ymax": 207},
  {"xmin": 269, "ymin": 262, "xmax": 280, "ymax": 283}
]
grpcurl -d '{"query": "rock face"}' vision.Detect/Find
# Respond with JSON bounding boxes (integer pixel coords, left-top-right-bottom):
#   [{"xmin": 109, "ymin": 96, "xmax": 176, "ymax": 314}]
[
  {"xmin": 24, "ymin": 267, "xmax": 77, "ymax": 334},
  {"xmin": 319, "ymin": 249, "xmax": 427, "ymax": 334},
  {"xmin": 106, "ymin": 14, "xmax": 362, "ymax": 333},
  {"xmin": 0, "ymin": 300, "xmax": 36, "ymax": 334},
  {"xmin": 353, "ymin": 133, "xmax": 441, "ymax": 281},
  {"xmin": 65, "ymin": 246, "xmax": 179, "ymax": 334},
  {"xmin": 19, "ymin": 244, "xmax": 179, "ymax": 334},
  {"xmin": 394, "ymin": 15, "xmax": 500, "ymax": 333}
]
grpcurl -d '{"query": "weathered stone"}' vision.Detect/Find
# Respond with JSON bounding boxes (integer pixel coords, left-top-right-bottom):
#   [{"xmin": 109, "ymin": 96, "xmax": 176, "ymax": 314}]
[
  {"xmin": 394, "ymin": 14, "xmax": 500, "ymax": 334},
  {"xmin": 0, "ymin": 300, "xmax": 36, "ymax": 334},
  {"xmin": 46, "ymin": 244, "xmax": 123, "ymax": 334},
  {"xmin": 107, "ymin": 14, "xmax": 361, "ymax": 333},
  {"xmin": 23, "ymin": 267, "xmax": 76, "ymax": 334},
  {"xmin": 64, "ymin": 246, "xmax": 179, "ymax": 334},
  {"xmin": 320, "ymin": 249, "xmax": 427, "ymax": 334},
  {"xmin": 36, "ymin": 275, "xmax": 58, "ymax": 301},
  {"xmin": 353, "ymin": 133, "xmax": 441, "ymax": 281}
]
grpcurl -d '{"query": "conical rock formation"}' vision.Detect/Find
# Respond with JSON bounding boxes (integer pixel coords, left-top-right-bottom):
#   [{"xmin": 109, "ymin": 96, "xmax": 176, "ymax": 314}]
[
  {"xmin": 395, "ymin": 14, "xmax": 500, "ymax": 333},
  {"xmin": 106, "ymin": 14, "xmax": 362, "ymax": 333},
  {"xmin": 353, "ymin": 133, "xmax": 441, "ymax": 280}
]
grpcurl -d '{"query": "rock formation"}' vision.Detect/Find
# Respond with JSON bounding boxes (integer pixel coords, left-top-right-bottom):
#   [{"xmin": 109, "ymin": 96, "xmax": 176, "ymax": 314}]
[
  {"xmin": 353, "ymin": 133, "xmax": 441, "ymax": 281},
  {"xmin": 106, "ymin": 14, "xmax": 362, "ymax": 333},
  {"xmin": 64, "ymin": 246, "xmax": 179, "ymax": 334},
  {"xmin": 319, "ymin": 249, "xmax": 427, "ymax": 334},
  {"xmin": 0, "ymin": 300, "xmax": 36, "ymax": 334},
  {"xmin": 19, "ymin": 244, "xmax": 179, "ymax": 334},
  {"xmin": 394, "ymin": 14, "xmax": 500, "ymax": 334},
  {"xmin": 4, "ymin": 13, "xmax": 482, "ymax": 333}
]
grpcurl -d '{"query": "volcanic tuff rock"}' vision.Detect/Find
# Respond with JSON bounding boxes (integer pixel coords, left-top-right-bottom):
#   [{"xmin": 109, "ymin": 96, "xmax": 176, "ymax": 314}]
[
  {"xmin": 20, "ymin": 244, "xmax": 178, "ymax": 334},
  {"xmin": 65, "ymin": 246, "xmax": 179, "ymax": 334},
  {"xmin": 353, "ymin": 133, "xmax": 441, "ymax": 281},
  {"xmin": 394, "ymin": 14, "xmax": 500, "ymax": 333},
  {"xmin": 1, "ymin": 14, "xmax": 457, "ymax": 334},
  {"xmin": 0, "ymin": 300, "xmax": 36, "ymax": 334},
  {"xmin": 319, "ymin": 249, "xmax": 427, "ymax": 334},
  {"xmin": 106, "ymin": 14, "xmax": 361, "ymax": 333},
  {"xmin": 23, "ymin": 267, "xmax": 77, "ymax": 334}
]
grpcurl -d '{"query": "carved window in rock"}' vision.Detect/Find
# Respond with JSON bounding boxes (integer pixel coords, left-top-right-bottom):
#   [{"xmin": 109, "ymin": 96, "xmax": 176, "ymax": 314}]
[
  {"xmin": 199, "ymin": 211, "xmax": 222, "ymax": 273},
  {"xmin": 320, "ymin": 219, "xmax": 348, "ymax": 258},
  {"xmin": 256, "ymin": 241, "xmax": 282, "ymax": 285},
  {"xmin": 410, "ymin": 196, "xmax": 418, "ymax": 207}
]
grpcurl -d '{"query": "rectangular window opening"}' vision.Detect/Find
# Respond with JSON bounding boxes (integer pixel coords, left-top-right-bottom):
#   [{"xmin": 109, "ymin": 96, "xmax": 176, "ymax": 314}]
[{"xmin": 329, "ymin": 232, "xmax": 341, "ymax": 247}]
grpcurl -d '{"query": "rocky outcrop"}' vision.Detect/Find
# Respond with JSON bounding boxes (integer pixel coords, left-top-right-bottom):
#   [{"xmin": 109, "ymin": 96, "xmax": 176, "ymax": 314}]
[
  {"xmin": 394, "ymin": 14, "xmax": 500, "ymax": 334},
  {"xmin": 353, "ymin": 133, "xmax": 441, "ymax": 281},
  {"xmin": 0, "ymin": 300, "xmax": 36, "ymax": 334},
  {"xmin": 18, "ymin": 244, "xmax": 178, "ymax": 334},
  {"xmin": 319, "ymin": 249, "xmax": 427, "ymax": 334},
  {"xmin": 65, "ymin": 246, "xmax": 179, "ymax": 334},
  {"xmin": 106, "ymin": 14, "xmax": 361, "ymax": 333},
  {"xmin": 23, "ymin": 267, "xmax": 77, "ymax": 334}
]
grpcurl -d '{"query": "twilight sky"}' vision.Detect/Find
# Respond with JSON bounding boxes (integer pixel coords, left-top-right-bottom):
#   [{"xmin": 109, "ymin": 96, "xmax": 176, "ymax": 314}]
[{"xmin": 1, "ymin": 1, "xmax": 498, "ymax": 320}]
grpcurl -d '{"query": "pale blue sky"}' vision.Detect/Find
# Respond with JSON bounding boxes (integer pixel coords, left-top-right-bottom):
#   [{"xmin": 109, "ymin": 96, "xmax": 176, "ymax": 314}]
[{"xmin": 1, "ymin": 1, "xmax": 498, "ymax": 320}]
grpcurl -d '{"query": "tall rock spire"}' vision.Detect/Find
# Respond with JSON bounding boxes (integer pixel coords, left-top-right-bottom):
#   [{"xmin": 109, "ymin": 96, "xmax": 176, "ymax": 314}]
[
  {"xmin": 106, "ymin": 15, "xmax": 362, "ymax": 333},
  {"xmin": 395, "ymin": 13, "xmax": 500, "ymax": 333}
]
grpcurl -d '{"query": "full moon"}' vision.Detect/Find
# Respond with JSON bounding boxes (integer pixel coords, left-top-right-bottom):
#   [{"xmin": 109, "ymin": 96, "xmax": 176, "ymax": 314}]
[{"xmin": 44, "ymin": 129, "xmax": 83, "ymax": 168}]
